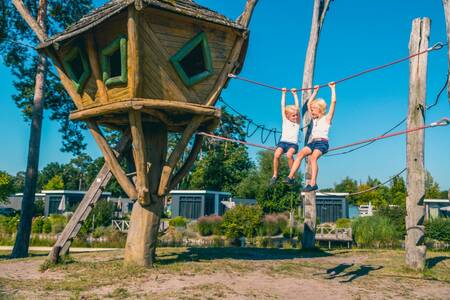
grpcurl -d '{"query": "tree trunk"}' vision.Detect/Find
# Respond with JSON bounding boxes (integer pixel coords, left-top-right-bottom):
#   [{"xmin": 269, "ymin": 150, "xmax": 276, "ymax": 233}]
[
  {"xmin": 11, "ymin": 0, "xmax": 47, "ymax": 259},
  {"xmin": 405, "ymin": 17, "xmax": 429, "ymax": 271},
  {"xmin": 300, "ymin": 0, "xmax": 331, "ymax": 249},
  {"xmin": 442, "ymin": 0, "xmax": 450, "ymax": 102},
  {"xmin": 124, "ymin": 123, "xmax": 167, "ymax": 266}
]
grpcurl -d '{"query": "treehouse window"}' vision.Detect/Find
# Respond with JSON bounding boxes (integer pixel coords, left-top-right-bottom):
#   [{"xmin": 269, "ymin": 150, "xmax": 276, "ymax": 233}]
[
  {"xmin": 100, "ymin": 36, "xmax": 128, "ymax": 87},
  {"xmin": 62, "ymin": 46, "xmax": 91, "ymax": 93},
  {"xmin": 170, "ymin": 32, "xmax": 213, "ymax": 87}
]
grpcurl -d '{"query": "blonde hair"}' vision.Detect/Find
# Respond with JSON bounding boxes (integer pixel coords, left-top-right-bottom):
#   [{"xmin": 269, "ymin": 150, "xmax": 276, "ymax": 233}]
[
  {"xmin": 310, "ymin": 98, "xmax": 327, "ymax": 114},
  {"xmin": 285, "ymin": 105, "xmax": 299, "ymax": 114}
]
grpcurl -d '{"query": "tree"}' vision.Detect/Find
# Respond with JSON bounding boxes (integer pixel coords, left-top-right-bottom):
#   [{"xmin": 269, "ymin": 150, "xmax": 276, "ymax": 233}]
[
  {"xmin": 0, "ymin": 171, "xmax": 14, "ymax": 203},
  {"xmin": 43, "ymin": 175, "xmax": 64, "ymax": 190},
  {"xmin": 334, "ymin": 176, "xmax": 358, "ymax": 204},
  {"xmin": 425, "ymin": 171, "xmax": 441, "ymax": 199},
  {"xmin": 389, "ymin": 175, "xmax": 406, "ymax": 206}
]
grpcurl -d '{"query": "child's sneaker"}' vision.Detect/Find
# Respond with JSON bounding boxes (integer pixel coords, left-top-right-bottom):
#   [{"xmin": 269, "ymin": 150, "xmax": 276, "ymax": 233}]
[
  {"xmin": 303, "ymin": 184, "xmax": 318, "ymax": 192},
  {"xmin": 283, "ymin": 177, "xmax": 295, "ymax": 185},
  {"xmin": 269, "ymin": 176, "xmax": 277, "ymax": 186}
]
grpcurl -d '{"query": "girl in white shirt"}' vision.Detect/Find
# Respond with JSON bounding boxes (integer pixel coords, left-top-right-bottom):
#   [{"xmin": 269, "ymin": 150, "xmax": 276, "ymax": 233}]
[
  {"xmin": 270, "ymin": 88, "xmax": 300, "ymax": 185},
  {"xmin": 285, "ymin": 82, "xmax": 336, "ymax": 192}
]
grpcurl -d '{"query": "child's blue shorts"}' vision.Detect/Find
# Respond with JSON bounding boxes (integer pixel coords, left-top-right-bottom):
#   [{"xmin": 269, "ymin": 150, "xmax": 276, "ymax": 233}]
[
  {"xmin": 276, "ymin": 141, "xmax": 299, "ymax": 154},
  {"xmin": 306, "ymin": 140, "xmax": 329, "ymax": 154}
]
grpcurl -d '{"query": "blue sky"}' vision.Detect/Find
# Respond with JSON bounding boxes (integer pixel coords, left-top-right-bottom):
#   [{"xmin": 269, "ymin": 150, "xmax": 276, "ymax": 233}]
[{"xmin": 0, "ymin": 0, "xmax": 449, "ymax": 190}]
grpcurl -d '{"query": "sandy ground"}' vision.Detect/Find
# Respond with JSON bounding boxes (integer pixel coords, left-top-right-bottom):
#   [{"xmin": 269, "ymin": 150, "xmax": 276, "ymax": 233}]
[{"xmin": 0, "ymin": 248, "xmax": 449, "ymax": 299}]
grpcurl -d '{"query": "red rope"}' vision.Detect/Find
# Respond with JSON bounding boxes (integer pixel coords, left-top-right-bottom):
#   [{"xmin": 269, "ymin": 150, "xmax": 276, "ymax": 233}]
[
  {"xmin": 228, "ymin": 42, "xmax": 445, "ymax": 91},
  {"xmin": 197, "ymin": 118, "xmax": 449, "ymax": 153}
]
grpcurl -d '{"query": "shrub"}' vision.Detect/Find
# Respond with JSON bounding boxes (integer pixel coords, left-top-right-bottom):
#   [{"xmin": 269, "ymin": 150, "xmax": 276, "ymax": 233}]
[
  {"xmin": 426, "ymin": 218, "xmax": 450, "ymax": 243},
  {"xmin": 260, "ymin": 213, "xmax": 288, "ymax": 236},
  {"xmin": 352, "ymin": 216, "xmax": 399, "ymax": 248},
  {"xmin": 376, "ymin": 205, "xmax": 406, "ymax": 237},
  {"xmin": 32, "ymin": 217, "xmax": 45, "ymax": 233},
  {"xmin": 42, "ymin": 218, "xmax": 52, "ymax": 234},
  {"xmin": 48, "ymin": 215, "xmax": 67, "ymax": 234},
  {"xmin": 336, "ymin": 218, "xmax": 352, "ymax": 229},
  {"xmin": 197, "ymin": 215, "xmax": 223, "ymax": 236},
  {"xmin": 169, "ymin": 216, "xmax": 188, "ymax": 228},
  {"xmin": 222, "ymin": 205, "xmax": 263, "ymax": 239}
]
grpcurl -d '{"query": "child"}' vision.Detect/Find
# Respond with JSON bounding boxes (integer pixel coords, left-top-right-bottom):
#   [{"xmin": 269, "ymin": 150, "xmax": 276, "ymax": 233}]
[
  {"xmin": 270, "ymin": 87, "xmax": 300, "ymax": 185},
  {"xmin": 284, "ymin": 82, "xmax": 336, "ymax": 191}
]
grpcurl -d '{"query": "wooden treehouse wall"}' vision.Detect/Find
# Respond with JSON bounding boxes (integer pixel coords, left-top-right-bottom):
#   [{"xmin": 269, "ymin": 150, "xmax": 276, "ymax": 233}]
[{"xmin": 55, "ymin": 6, "xmax": 239, "ymax": 110}]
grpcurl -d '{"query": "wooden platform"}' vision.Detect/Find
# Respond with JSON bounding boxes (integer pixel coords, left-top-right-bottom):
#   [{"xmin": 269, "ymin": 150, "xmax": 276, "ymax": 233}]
[{"xmin": 69, "ymin": 98, "xmax": 221, "ymax": 132}]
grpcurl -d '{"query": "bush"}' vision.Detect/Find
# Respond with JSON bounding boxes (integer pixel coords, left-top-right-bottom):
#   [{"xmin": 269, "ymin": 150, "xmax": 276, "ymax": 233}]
[
  {"xmin": 352, "ymin": 216, "xmax": 399, "ymax": 248},
  {"xmin": 197, "ymin": 215, "xmax": 223, "ymax": 236},
  {"xmin": 48, "ymin": 215, "xmax": 67, "ymax": 234},
  {"xmin": 32, "ymin": 217, "xmax": 45, "ymax": 233},
  {"xmin": 42, "ymin": 218, "xmax": 52, "ymax": 233},
  {"xmin": 376, "ymin": 206, "xmax": 406, "ymax": 237},
  {"xmin": 260, "ymin": 213, "xmax": 288, "ymax": 236},
  {"xmin": 426, "ymin": 218, "xmax": 450, "ymax": 243},
  {"xmin": 0, "ymin": 215, "xmax": 20, "ymax": 234},
  {"xmin": 169, "ymin": 216, "xmax": 188, "ymax": 228},
  {"xmin": 222, "ymin": 205, "xmax": 263, "ymax": 239},
  {"xmin": 336, "ymin": 218, "xmax": 352, "ymax": 229}
]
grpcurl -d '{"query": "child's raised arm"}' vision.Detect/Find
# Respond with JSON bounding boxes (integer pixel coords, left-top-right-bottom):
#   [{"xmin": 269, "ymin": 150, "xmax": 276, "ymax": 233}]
[
  {"xmin": 307, "ymin": 85, "xmax": 320, "ymax": 115},
  {"xmin": 326, "ymin": 82, "xmax": 336, "ymax": 123},
  {"xmin": 281, "ymin": 87, "xmax": 287, "ymax": 119}
]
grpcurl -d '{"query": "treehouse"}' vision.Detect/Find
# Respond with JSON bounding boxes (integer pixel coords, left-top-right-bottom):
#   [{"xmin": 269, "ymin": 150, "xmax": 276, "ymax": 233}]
[
  {"xmin": 37, "ymin": 0, "xmax": 257, "ymax": 266},
  {"xmin": 37, "ymin": 0, "xmax": 251, "ymax": 132}
]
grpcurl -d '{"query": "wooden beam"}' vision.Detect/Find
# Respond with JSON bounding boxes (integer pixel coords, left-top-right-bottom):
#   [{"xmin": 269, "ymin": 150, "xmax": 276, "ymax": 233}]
[
  {"xmin": 86, "ymin": 32, "xmax": 108, "ymax": 104},
  {"xmin": 405, "ymin": 17, "xmax": 429, "ymax": 271},
  {"xmin": 158, "ymin": 115, "xmax": 204, "ymax": 196},
  {"xmin": 12, "ymin": 0, "xmax": 47, "ymax": 42},
  {"xmin": 129, "ymin": 110, "xmax": 149, "ymax": 205},
  {"xmin": 169, "ymin": 134, "xmax": 204, "ymax": 191},
  {"xmin": 87, "ymin": 121, "xmax": 137, "ymax": 199},
  {"xmin": 237, "ymin": 0, "xmax": 259, "ymax": 28},
  {"xmin": 69, "ymin": 98, "xmax": 219, "ymax": 120},
  {"xmin": 128, "ymin": 5, "xmax": 141, "ymax": 98},
  {"xmin": 300, "ymin": 0, "xmax": 331, "ymax": 250},
  {"xmin": 442, "ymin": 0, "xmax": 450, "ymax": 103}
]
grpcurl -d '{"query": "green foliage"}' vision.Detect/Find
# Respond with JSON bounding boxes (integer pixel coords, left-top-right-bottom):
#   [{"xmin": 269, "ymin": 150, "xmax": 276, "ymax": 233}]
[
  {"xmin": 48, "ymin": 215, "xmax": 67, "ymax": 234},
  {"xmin": 32, "ymin": 216, "xmax": 45, "ymax": 233},
  {"xmin": 0, "ymin": 171, "xmax": 14, "ymax": 203},
  {"xmin": 335, "ymin": 218, "xmax": 352, "ymax": 228},
  {"xmin": 81, "ymin": 200, "xmax": 115, "ymax": 233},
  {"xmin": 42, "ymin": 218, "xmax": 52, "ymax": 233},
  {"xmin": 43, "ymin": 175, "xmax": 64, "ymax": 190},
  {"xmin": 236, "ymin": 151, "xmax": 302, "ymax": 213},
  {"xmin": 260, "ymin": 213, "xmax": 288, "ymax": 236},
  {"xmin": 0, "ymin": 215, "xmax": 19, "ymax": 234},
  {"xmin": 425, "ymin": 171, "xmax": 441, "ymax": 199},
  {"xmin": 352, "ymin": 216, "xmax": 399, "ymax": 248},
  {"xmin": 196, "ymin": 215, "xmax": 223, "ymax": 236},
  {"xmin": 222, "ymin": 205, "xmax": 263, "ymax": 239},
  {"xmin": 34, "ymin": 199, "xmax": 45, "ymax": 216},
  {"xmin": 375, "ymin": 205, "xmax": 406, "ymax": 237},
  {"xmin": 169, "ymin": 216, "xmax": 188, "ymax": 228},
  {"xmin": 0, "ymin": 0, "xmax": 94, "ymax": 154},
  {"xmin": 426, "ymin": 218, "xmax": 450, "ymax": 243}
]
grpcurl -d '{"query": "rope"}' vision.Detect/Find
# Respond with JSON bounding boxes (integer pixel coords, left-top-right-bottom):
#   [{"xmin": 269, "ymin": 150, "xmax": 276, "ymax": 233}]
[
  {"xmin": 198, "ymin": 118, "xmax": 449, "ymax": 153},
  {"xmin": 228, "ymin": 42, "xmax": 446, "ymax": 92},
  {"xmin": 319, "ymin": 168, "xmax": 407, "ymax": 197}
]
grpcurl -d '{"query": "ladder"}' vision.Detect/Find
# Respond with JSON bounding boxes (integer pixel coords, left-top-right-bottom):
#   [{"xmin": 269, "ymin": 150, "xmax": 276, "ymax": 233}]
[{"xmin": 48, "ymin": 134, "xmax": 130, "ymax": 262}]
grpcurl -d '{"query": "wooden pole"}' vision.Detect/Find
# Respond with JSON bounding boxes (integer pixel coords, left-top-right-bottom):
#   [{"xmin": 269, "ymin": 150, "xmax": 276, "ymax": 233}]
[
  {"xmin": 86, "ymin": 32, "xmax": 108, "ymax": 104},
  {"xmin": 405, "ymin": 17, "xmax": 429, "ymax": 271},
  {"xmin": 125, "ymin": 123, "xmax": 167, "ymax": 266},
  {"xmin": 301, "ymin": 0, "xmax": 331, "ymax": 249},
  {"xmin": 11, "ymin": 0, "xmax": 48, "ymax": 259},
  {"xmin": 442, "ymin": 0, "xmax": 450, "ymax": 103}
]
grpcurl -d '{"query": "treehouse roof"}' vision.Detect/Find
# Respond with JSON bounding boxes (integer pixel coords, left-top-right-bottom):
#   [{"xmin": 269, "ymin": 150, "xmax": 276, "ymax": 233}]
[{"xmin": 37, "ymin": 0, "xmax": 245, "ymax": 49}]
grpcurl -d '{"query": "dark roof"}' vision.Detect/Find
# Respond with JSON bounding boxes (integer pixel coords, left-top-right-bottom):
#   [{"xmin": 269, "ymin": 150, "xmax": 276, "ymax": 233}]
[{"xmin": 38, "ymin": 0, "xmax": 244, "ymax": 49}]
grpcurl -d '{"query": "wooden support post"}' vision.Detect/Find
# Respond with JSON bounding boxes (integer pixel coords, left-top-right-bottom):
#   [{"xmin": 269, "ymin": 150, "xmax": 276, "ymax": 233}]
[
  {"xmin": 87, "ymin": 121, "xmax": 137, "ymax": 199},
  {"xmin": 442, "ymin": 0, "xmax": 450, "ymax": 102},
  {"xmin": 301, "ymin": 0, "xmax": 331, "ymax": 249},
  {"xmin": 128, "ymin": 5, "xmax": 141, "ymax": 98},
  {"xmin": 129, "ymin": 110, "xmax": 149, "ymax": 205},
  {"xmin": 405, "ymin": 17, "xmax": 429, "ymax": 271},
  {"xmin": 158, "ymin": 116, "xmax": 204, "ymax": 196},
  {"xmin": 125, "ymin": 123, "xmax": 167, "ymax": 266},
  {"xmin": 86, "ymin": 32, "xmax": 108, "ymax": 104}
]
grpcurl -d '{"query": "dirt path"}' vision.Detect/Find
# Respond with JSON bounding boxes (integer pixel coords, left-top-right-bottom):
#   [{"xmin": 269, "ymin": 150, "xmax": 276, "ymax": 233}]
[{"xmin": 0, "ymin": 248, "xmax": 449, "ymax": 299}]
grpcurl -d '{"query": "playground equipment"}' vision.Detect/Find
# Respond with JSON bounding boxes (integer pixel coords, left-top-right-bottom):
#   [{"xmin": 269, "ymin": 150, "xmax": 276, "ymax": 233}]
[{"xmin": 20, "ymin": 0, "xmax": 258, "ymax": 265}]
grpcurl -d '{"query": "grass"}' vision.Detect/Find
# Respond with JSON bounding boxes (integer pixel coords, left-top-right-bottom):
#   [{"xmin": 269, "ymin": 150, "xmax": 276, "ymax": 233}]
[{"xmin": 0, "ymin": 247, "xmax": 449, "ymax": 299}]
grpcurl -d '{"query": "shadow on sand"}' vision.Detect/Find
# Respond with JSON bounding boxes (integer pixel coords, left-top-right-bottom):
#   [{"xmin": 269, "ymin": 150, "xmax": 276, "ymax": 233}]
[
  {"xmin": 426, "ymin": 256, "xmax": 450, "ymax": 269},
  {"xmin": 157, "ymin": 247, "xmax": 335, "ymax": 265}
]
